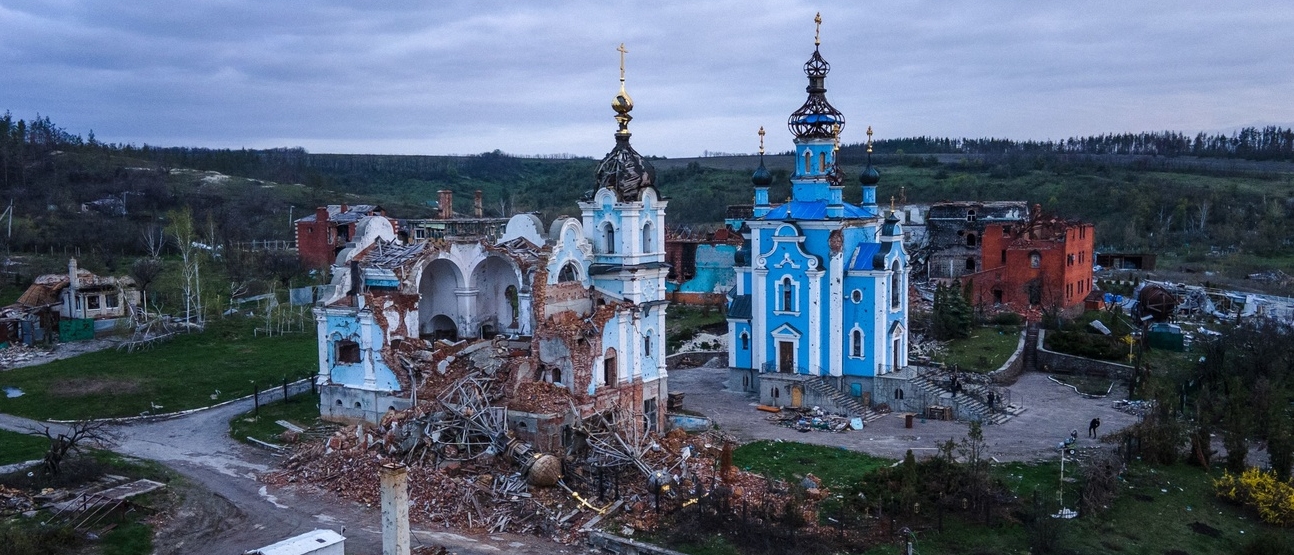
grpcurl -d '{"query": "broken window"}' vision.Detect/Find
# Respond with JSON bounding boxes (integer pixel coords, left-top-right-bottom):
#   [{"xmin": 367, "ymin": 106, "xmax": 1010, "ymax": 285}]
[
  {"xmin": 1030, "ymin": 251, "xmax": 1041, "ymax": 268},
  {"xmin": 643, "ymin": 398, "xmax": 658, "ymax": 433},
  {"xmin": 86, "ymin": 295, "xmax": 100, "ymax": 310},
  {"xmin": 336, "ymin": 339, "xmax": 360, "ymax": 363},
  {"xmin": 643, "ymin": 335, "xmax": 652, "ymax": 357},
  {"xmin": 603, "ymin": 348, "xmax": 617, "ymax": 387},
  {"xmin": 558, "ymin": 263, "xmax": 578, "ymax": 282},
  {"xmin": 740, "ymin": 332, "xmax": 749, "ymax": 350},
  {"xmin": 851, "ymin": 329, "xmax": 862, "ymax": 358},
  {"xmin": 602, "ymin": 222, "xmax": 616, "ymax": 254},
  {"xmin": 105, "ymin": 294, "xmax": 119, "ymax": 308},
  {"xmin": 1001, "ymin": 249, "xmax": 1007, "ymax": 264},
  {"xmin": 965, "ymin": 258, "xmax": 975, "ymax": 271}
]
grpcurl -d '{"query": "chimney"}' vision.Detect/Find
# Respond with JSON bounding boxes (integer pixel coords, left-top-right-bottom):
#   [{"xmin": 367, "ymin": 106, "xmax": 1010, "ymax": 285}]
[
  {"xmin": 68, "ymin": 258, "xmax": 79, "ymax": 289},
  {"xmin": 438, "ymin": 190, "xmax": 454, "ymax": 219},
  {"xmin": 380, "ymin": 463, "xmax": 410, "ymax": 555},
  {"xmin": 315, "ymin": 206, "xmax": 329, "ymax": 223},
  {"xmin": 473, "ymin": 190, "xmax": 483, "ymax": 218},
  {"xmin": 340, "ymin": 203, "xmax": 349, "ymax": 214}
]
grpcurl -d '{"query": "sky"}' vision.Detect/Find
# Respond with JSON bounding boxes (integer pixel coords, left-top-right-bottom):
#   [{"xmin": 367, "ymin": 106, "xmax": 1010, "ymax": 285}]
[{"xmin": 2, "ymin": 1, "xmax": 1292, "ymax": 158}]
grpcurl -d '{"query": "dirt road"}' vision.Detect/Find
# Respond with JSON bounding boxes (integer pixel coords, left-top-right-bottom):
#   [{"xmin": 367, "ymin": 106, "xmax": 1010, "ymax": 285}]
[{"xmin": 1, "ymin": 396, "xmax": 577, "ymax": 555}]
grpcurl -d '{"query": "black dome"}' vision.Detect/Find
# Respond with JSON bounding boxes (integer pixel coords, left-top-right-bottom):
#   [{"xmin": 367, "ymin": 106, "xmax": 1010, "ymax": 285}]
[
  {"xmin": 752, "ymin": 159, "xmax": 773, "ymax": 187},
  {"xmin": 860, "ymin": 163, "xmax": 880, "ymax": 185}
]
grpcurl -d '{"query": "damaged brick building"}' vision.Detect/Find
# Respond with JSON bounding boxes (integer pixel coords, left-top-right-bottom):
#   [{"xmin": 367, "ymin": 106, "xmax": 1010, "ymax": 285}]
[
  {"xmin": 312, "ymin": 76, "xmax": 670, "ymax": 442},
  {"xmin": 926, "ymin": 201, "xmax": 1029, "ymax": 281},
  {"xmin": 964, "ymin": 205, "xmax": 1095, "ymax": 312},
  {"xmin": 296, "ymin": 204, "xmax": 397, "ymax": 270}
]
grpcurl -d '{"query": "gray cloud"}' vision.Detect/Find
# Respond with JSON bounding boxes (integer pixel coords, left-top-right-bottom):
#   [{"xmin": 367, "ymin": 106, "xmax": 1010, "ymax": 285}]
[{"xmin": 1, "ymin": 0, "xmax": 1290, "ymax": 157}]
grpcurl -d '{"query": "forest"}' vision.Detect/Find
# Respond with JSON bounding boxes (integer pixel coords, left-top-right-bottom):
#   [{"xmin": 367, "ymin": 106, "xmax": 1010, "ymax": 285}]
[{"xmin": 1, "ymin": 112, "xmax": 1292, "ymax": 281}]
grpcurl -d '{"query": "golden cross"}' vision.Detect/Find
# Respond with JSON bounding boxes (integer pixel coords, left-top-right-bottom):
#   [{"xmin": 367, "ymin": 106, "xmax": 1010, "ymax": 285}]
[
  {"xmin": 866, "ymin": 125, "xmax": 874, "ymax": 154},
  {"xmin": 617, "ymin": 43, "xmax": 628, "ymax": 84},
  {"xmin": 832, "ymin": 123, "xmax": 841, "ymax": 152},
  {"xmin": 758, "ymin": 126, "xmax": 766, "ymax": 155},
  {"xmin": 890, "ymin": 196, "xmax": 896, "ymax": 211},
  {"xmin": 814, "ymin": 13, "xmax": 822, "ymax": 46}
]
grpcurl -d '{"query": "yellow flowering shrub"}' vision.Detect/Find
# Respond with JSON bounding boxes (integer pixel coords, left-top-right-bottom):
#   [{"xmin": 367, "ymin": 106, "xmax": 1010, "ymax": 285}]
[{"xmin": 1214, "ymin": 467, "xmax": 1294, "ymax": 527}]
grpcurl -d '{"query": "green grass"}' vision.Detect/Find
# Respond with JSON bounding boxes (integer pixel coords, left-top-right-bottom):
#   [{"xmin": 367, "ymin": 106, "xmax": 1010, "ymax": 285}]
[
  {"xmin": 102, "ymin": 521, "xmax": 153, "ymax": 555},
  {"xmin": 0, "ymin": 318, "xmax": 315, "ymax": 420},
  {"xmin": 934, "ymin": 326, "xmax": 1023, "ymax": 373},
  {"xmin": 229, "ymin": 391, "xmax": 321, "ymax": 445},
  {"xmin": 732, "ymin": 440, "xmax": 891, "ymax": 489},
  {"xmin": 0, "ymin": 429, "xmax": 47, "ymax": 466},
  {"xmin": 666, "ymin": 305, "xmax": 728, "ymax": 353}
]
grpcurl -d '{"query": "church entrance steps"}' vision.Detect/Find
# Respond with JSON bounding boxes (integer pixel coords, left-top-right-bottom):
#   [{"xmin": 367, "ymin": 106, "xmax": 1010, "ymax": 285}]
[
  {"xmin": 802, "ymin": 377, "xmax": 885, "ymax": 422},
  {"xmin": 908, "ymin": 370, "xmax": 1020, "ymax": 425}
]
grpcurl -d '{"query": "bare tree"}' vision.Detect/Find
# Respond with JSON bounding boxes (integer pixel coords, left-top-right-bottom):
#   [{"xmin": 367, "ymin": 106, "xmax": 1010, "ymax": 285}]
[
  {"xmin": 40, "ymin": 421, "xmax": 113, "ymax": 475},
  {"xmin": 166, "ymin": 208, "xmax": 204, "ymax": 328},
  {"xmin": 1195, "ymin": 199, "xmax": 1211, "ymax": 233},
  {"xmin": 141, "ymin": 223, "xmax": 165, "ymax": 259}
]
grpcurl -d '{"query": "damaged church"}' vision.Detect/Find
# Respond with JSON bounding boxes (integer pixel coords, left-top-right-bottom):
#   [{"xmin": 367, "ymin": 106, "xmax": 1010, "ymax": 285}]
[{"xmin": 311, "ymin": 67, "xmax": 670, "ymax": 444}]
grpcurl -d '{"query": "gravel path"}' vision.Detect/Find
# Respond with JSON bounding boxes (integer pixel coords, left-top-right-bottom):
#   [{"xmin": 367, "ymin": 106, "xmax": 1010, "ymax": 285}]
[{"xmin": 669, "ymin": 367, "xmax": 1140, "ymax": 462}]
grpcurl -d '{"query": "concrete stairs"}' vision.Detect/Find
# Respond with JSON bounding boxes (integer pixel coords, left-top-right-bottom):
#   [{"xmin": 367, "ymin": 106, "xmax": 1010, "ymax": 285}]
[
  {"xmin": 804, "ymin": 377, "xmax": 885, "ymax": 422},
  {"xmin": 1023, "ymin": 322, "xmax": 1040, "ymax": 371},
  {"xmin": 908, "ymin": 372, "xmax": 1021, "ymax": 425}
]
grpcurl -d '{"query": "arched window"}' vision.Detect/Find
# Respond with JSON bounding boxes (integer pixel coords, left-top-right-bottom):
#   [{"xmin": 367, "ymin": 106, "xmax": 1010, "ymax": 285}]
[
  {"xmin": 818, "ymin": 152, "xmax": 826, "ymax": 173},
  {"xmin": 558, "ymin": 262, "xmax": 578, "ymax": 282},
  {"xmin": 890, "ymin": 261, "xmax": 902, "ymax": 308},
  {"xmin": 851, "ymin": 329, "xmax": 862, "ymax": 358},
  {"xmin": 803, "ymin": 151, "xmax": 812, "ymax": 174},
  {"xmin": 642, "ymin": 222, "xmax": 654, "ymax": 253},
  {"xmin": 781, "ymin": 277, "xmax": 793, "ymax": 312},
  {"xmin": 966, "ymin": 233, "xmax": 977, "ymax": 247},
  {"xmin": 740, "ymin": 332, "xmax": 749, "ymax": 350},
  {"xmin": 1029, "ymin": 251, "xmax": 1041, "ymax": 268},
  {"xmin": 966, "ymin": 209, "xmax": 977, "ymax": 222},
  {"xmin": 603, "ymin": 222, "xmax": 616, "ymax": 254},
  {"xmin": 643, "ymin": 334, "xmax": 652, "ymax": 357},
  {"xmin": 895, "ymin": 388, "xmax": 905, "ymax": 400}
]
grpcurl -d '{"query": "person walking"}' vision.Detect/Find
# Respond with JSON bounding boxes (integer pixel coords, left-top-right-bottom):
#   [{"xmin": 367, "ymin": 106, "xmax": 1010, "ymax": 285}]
[{"xmin": 1088, "ymin": 417, "xmax": 1101, "ymax": 438}]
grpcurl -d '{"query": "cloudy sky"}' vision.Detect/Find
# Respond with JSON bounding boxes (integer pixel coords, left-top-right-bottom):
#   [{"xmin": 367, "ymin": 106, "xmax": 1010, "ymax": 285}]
[{"xmin": 2, "ymin": 1, "xmax": 1291, "ymax": 158}]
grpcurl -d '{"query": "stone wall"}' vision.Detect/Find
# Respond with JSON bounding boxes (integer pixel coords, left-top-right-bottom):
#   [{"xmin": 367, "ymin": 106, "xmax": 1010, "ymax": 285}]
[
  {"xmin": 665, "ymin": 350, "xmax": 727, "ymax": 370},
  {"xmin": 987, "ymin": 331, "xmax": 1027, "ymax": 385},
  {"xmin": 1035, "ymin": 330, "xmax": 1133, "ymax": 379}
]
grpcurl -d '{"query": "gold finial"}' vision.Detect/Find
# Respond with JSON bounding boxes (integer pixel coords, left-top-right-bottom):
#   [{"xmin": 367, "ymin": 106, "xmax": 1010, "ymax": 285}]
[
  {"xmin": 866, "ymin": 125, "xmax": 874, "ymax": 154},
  {"xmin": 814, "ymin": 12, "xmax": 822, "ymax": 46},
  {"xmin": 612, "ymin": 43, "xmax": 633, "ymax": 133},
  {"xmin": 901, "ymin": 185, "xmax": 907, "ymax": 204},
  {"xmin": 890, "ymin": 196, "xmax": 895, "ymax": 212},
  {"xmin": 758, "ymin": 126, "xmax": 766, "ymax": 155},
  {"xmin": 831, "ymin": 123, "xmax": 841, "ymax": 153}
]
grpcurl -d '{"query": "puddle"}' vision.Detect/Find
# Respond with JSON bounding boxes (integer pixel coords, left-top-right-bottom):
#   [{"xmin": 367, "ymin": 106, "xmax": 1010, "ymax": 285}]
[{"xmin": 2, "ymin": 386, "xmax": 22, "ymax": 398}]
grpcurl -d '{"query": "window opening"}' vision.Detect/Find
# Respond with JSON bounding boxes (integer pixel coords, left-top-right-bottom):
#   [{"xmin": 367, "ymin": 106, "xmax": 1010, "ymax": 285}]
[
  {"xmin": 336, "ymin": 340, "xmax": 360, "ymax": 363},
  {"xmin": 851, "ymin": 329, "xmax": 862, "ymax": 358}
]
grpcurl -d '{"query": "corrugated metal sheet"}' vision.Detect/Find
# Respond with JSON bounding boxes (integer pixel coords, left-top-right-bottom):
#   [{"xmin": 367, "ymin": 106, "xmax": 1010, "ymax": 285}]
[
  {"xmin": 762, "ymin": 201, "xmax": 877, "ymax": 221},
  {"xmin": 728, "ymin": 294, "xmax": 752, "ymax": 319}
]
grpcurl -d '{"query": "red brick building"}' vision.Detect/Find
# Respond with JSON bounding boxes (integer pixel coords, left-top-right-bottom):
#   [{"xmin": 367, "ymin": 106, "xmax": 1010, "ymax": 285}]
[
  {"xmin": 295, "ymin": 204, "xmax": 393, "ymax": 269},
  {"xmin": 965, "ymin": 207, "xmax": 1095, "ymax": 313}
]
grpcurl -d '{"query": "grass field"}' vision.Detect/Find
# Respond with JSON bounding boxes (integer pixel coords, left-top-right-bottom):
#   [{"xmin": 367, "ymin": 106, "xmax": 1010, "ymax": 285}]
[
  {"xmin": 229, "ymin": 391, "xmax": 321, "ymax": 445},
  {"xmin": 732, "ymin": 440, "xmax": 892, "ymax": 489},
  {"xmin": 0, "ymin": 429, "xmax": 47, "ymax": 466},
  {"xmin": 0, "ymin": 318, "xmax": 315, "ymax": 420},
  {"xmin": 934, "ymin": 326, "xmax": 1023, "ymax": 373}
]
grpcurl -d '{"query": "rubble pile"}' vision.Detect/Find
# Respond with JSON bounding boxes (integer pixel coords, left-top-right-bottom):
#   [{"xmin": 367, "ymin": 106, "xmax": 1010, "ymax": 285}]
[
  {"xmin": 0, "ymin": 344, "xmax": 48, "ymax": 367},
  {"xmin": 1112, "ymin": 399, "xmax": 1155, "ymax": 417},
  {"xmin": 766, "ymin": 406, "xmax": 862, "ymax": 433},
  {"xmin": 0, "ymin": 485, "xmax": 35, "ymax": 515}
]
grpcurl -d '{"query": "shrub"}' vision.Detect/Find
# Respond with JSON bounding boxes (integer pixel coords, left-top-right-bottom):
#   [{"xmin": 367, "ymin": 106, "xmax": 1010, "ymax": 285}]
[
  {"xmin": 989, "ymin": 312, "xmax": 1024, "ymax": 326},
  {"xmin": 1214, "ymin": 467, "xmax": 1294, "ymax": 526}
]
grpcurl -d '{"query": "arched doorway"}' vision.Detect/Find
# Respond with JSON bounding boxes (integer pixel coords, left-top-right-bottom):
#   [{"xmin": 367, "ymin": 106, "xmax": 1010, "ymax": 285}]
[
  {"xmin": 419, "ymin": 259, "xmax": 463, "ymax": 339},
  {"xmin": 471, "ymin": 256, "xmax": 521, "ymax": 336}
]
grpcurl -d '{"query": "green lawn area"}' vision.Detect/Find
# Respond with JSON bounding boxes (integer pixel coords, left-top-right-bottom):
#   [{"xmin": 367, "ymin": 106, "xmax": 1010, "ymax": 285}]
[
  {"xmin": 934, "ymin": 326, "xmax": 1023, "ymax": 373},
  {"xmin": 229, "ymin": 391, "xmax": 321, "ymax": 445},
  {"xmin": 732, "ymin": 440, "xmax": 892, "ymax": 489},
  {"xmin": 0, "ymin": 318, "xmax": 315, "ymax": 420},
  {"xmin": 0, "ymin": 428, "xmax": 47, "ymax": 466},
  {"xmin": 666, "ymin": 305, "xmax": 728, "ymax": 353}
]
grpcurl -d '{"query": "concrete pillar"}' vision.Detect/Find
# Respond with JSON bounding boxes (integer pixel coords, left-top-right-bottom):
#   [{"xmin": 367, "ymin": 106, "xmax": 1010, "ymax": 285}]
[{"xmin": 380, "ymin": 463, "xmax": 410, "ymax": 555}]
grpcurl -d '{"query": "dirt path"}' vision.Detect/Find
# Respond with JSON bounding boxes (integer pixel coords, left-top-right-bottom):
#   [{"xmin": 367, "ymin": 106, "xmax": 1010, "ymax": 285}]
[{"xmin": 670, "ymin": 367, "xmax": 1140, "ymax": 462}]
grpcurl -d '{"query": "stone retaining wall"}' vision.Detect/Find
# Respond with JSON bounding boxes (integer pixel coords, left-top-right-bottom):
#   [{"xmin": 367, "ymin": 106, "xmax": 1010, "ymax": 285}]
[
  {"xmin": 665, "ymin": 351, "xmax": 726, "ymax": 370},
  {"xmin": 987, "ymin": 331, "xmax": 1027, "ymax": 385},
  {"xmin": 1035, "ymin": 330, "xmax": 1133, "ymax": 380}
]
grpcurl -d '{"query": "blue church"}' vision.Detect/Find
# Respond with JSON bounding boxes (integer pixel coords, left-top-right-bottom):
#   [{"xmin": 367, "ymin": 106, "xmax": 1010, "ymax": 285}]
[{"xmin": 727, "ymin": 24, "xmax": 910, "ymax": 408}]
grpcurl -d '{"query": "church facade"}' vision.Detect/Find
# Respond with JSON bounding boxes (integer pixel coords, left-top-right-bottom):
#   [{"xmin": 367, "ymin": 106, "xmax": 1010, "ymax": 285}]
[{"xmin": 727, "ymin": 31, "xmax": 910, "ymax": 403}]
